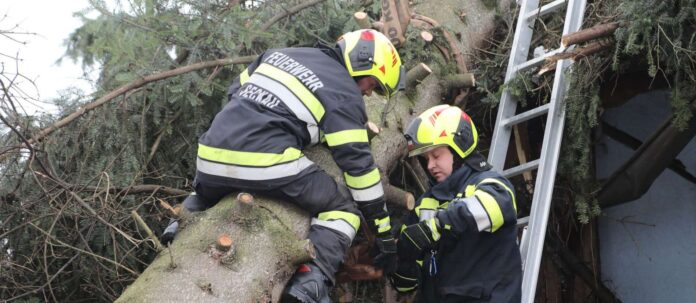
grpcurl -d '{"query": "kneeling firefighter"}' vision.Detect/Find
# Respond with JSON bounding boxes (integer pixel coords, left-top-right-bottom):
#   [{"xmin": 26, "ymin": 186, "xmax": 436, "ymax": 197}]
[{"xmin": 161, "ymin": 29, "xmax": 405, "ymax": 303}]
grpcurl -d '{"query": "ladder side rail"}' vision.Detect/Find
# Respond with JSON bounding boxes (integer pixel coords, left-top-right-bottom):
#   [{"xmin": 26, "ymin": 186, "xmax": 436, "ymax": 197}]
[
  {"xmin": 488, "ymin": 0, "xmax": 541, "ymax": 170},
  {"xmin": 519, "ymin": 0, "xmax": 588, "ymax": 302}
]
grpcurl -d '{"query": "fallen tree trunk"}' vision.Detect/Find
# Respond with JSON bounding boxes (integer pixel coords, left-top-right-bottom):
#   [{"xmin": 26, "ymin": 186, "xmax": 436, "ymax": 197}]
[{"xmin": 116, "ymin": 1, "xmax": 498, "ymax": 301}]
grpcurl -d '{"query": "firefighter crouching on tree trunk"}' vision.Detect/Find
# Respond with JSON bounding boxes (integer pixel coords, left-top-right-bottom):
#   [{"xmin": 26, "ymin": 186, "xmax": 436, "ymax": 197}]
[
  {"xmin": 390, "ymin": 105, "xmax": 522, "ymax": 302},
  {"xmin": 160, "ymin": 29, "xmax": 405, "ymax": 303}
]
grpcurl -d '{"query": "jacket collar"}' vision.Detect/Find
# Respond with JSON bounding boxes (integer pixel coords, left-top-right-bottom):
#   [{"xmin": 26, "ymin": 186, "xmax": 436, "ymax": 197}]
[
  {"xmin": 429, "ymin": 165, "xmax": 475, "ymax": 200},
  {"xmin": 314, "ymin": 41, "xmax": 345, "ymax": 67}
]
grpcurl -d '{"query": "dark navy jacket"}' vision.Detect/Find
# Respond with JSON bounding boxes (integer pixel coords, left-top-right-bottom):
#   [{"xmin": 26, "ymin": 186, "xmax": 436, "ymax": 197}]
[{"xmin": 409, "ymin": 164, "xmax": 522, "ymax": 302}]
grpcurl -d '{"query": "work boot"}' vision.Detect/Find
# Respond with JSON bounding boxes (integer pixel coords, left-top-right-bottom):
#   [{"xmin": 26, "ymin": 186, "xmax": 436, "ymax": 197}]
[
  {"xmin": 161, "ymin": 193, "xmax": 210, "ymax": 246},
  {"xmin": 281, "ymin": 263, "xmax": 332, "ymax": 303},
  {"xmin": 160, "ymin": 219, "xmax": 179, "ymax": 246}
]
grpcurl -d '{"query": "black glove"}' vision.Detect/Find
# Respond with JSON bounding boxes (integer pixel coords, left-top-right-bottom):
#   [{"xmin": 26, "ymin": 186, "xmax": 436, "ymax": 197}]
[
  {"xmin": 359, "ymin": 200, "xmax": 397, "ymax": 274},
  {"xmin": 160, "ymin": 220, "xmax": 179, "ymax": 246},
  {"xmin": 397, "ymin": 218, "xmax": 441, "ymax": 262},
  {"xmin": 373, "ymin": 231, "xmax": 398, "ymax": 274},
  {"xmin": 390, "ymin": 262, "xmax": 420, "ymax": 293}
]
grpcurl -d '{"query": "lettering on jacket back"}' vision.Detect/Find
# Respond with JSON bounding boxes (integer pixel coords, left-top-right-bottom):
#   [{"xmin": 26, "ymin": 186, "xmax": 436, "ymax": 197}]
[
  {"xmin": 264, "ymin": 51, "xmax": 325, "ymax": 92},
  {"xmin": 238, "ymin": 84, "xmax": 281, "ymax": 108}
]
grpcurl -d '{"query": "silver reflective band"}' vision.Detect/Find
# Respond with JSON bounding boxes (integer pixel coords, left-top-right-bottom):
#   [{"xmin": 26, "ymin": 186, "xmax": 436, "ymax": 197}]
[
  {"xmin": 419, "ymin": 209, "xmax": 437, "ymax": 222},
  {"xmin": 377, "ymin": 218, "xmax": 390, "ymax": 230},
  {"xmin": 349, "ymin": 184, "xmax": 384, "ymax": 202},
  {"xmin": 197, "ymin": 157, "xmax": 314, "ymax": 180},
  {"xmin": 462, "ymin": 196, "xmax": 491, "ymax": 232},
  {"xmin": 311, "ymin": 218, "xmax": 357, "ymax": 240},
  {"xmin": 247, "ymin": 73, "xmax": 320, "ymax": 144}
]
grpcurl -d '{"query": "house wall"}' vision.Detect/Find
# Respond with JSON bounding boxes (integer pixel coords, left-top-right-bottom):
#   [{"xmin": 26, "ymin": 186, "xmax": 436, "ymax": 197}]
[{"xmin": 595, "ymin": 90, "xmax": 696, "ymax": 303}]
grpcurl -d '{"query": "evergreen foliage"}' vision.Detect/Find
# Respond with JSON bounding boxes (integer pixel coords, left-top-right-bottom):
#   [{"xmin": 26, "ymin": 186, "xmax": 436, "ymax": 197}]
[{"xmin": 0, "ymin": 0, "xmax": 366, "ymax": 301}]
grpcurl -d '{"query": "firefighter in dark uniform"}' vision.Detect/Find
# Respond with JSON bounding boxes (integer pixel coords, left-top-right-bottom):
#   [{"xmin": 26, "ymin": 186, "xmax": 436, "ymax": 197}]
[
  {"xmin": 161, "ymin": 29, "xmax": 406, "ymax": 302},
  {"xmin": 391, "ymin": 106, "xmax": 522, "ymax": 302}
]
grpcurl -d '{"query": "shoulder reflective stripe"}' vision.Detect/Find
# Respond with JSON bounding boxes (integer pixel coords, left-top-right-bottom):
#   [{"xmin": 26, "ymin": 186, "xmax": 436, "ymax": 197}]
[
  {"xmin": 464, "ymin": 185, "xmax": 476, "ymax": 197},
  {"xmin": 247, "ymin": 73, "xmax": 320, "ymax": 144},
  {"xmin": 196, "ymin": 157, "xmax": 313, "ymax": 180},
  {"xmin": 239, "ymin": 68, "xmax": 250, "ymax": 84},
  {"xmin": 344, "ymin": 168, "xmax": 380, "ymax": 189},
  {"xmin": 374, "ymin": 216, "xmax": 391, "ymax": 233},
  {"xmin": 478, "ymin": 178, "xmax": 517, "ymax": 212},
  {"xmin": 456, "ymin": 193, "xmax": 463, "ymax": 198},
  {"xmin": 324, "ymin": 129, "xmax": 369, "ymax": 146},
  {"xmin": 415, "ymin": 197, "xmax": 439, "ymax": 217},
  {"xmin": 474, "ymin": 190, "xmax": 504, "ymax": 232},
  {"xmin": 462, "ymin": 196, "xmax": 492, "ymax": 232},
  {"xmin": 438, "ymin": 201, "xmax": 449, "ymax": 209},
  {"xmin": 198, "ymin": 144, "xmax": 302, "ymax": 167},
  {"xmin": 255, "ymin": 63, "xmax": 325, "ymax": 122},
  {"xmin": 349, "ymin": 183, "xmax": 384, "ymax": 202},
  {"xmin": 418, "ymin": 209, "xmax": 437, "ymax": 221}
]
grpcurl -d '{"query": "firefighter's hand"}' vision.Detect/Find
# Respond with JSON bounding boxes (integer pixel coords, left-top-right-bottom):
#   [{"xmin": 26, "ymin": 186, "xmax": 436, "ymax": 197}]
[
  {"xmin": 373, "ymin": 232, "xmax": 398, "ymax": 275},
  {"xmin": 390, "ymin": 262, "xmax": 419, "ymax": 293},
  {"xmin": 397, "ymin": 218, "xmax": 440, "ymax": 261}
]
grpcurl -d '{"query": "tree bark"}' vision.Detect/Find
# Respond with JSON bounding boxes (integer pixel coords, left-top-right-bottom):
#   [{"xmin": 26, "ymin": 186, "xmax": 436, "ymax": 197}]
[{"xmin": 116, "ymin": 1, "xmax": 497, "ymax": 302}]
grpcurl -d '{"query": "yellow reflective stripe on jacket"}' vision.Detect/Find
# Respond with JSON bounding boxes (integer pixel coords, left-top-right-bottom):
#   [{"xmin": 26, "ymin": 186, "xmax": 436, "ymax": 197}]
[
  {"xmin": 317, "ymin": 211, "xmax": 361, "ymax": 231},
  {"xmin": 324, "ymin": 129, "xmax": 368, "ymax": 146},
  {"xmin": 344, "ymin": 168, "xmax": 380, "ymax": 189},
  {"xmin": 465, "ymin": 185, "xmax": 476, "ymax": 197},
  {"xmin": 478, "ymin": 178, "xmax": 517, "ymax": 212},
  {"xmin": 474, "ymin": 190, "xmax": 504, "ymax": 232},
  {"xmin": 255, "ymin": 63, "xmax": 325, "ymax": 122},
  {"xmin": 198, "ymin": 143, "xmax": 302, "ymax": 167},
  {"xmin": 415, "ymin": 197, "xmax": 439, "ymax": 217},
  {"xmin": 374, "ymin": 216, "xmax": 391, "ymax": 233},
  {"xmin": 239, "ymin": 68, "xmax": 250, "ymax": 84}
]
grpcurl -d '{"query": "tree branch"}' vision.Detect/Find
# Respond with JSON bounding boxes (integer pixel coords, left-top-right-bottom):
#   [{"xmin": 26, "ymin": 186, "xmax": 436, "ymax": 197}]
[
  {"xmin": 26, "ymin": 56, "xmax": 255, "ymax": 145},
  {"xmin": 561, "ymin": 22, "xmax": 620, "ymax": 48},
  {"xmin": 261, "ymin": 0, "xmax": 327, "ymax": 31}
]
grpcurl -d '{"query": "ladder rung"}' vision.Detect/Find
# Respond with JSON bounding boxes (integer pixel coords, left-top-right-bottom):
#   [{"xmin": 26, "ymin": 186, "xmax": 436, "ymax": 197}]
[
  {"xmin": 513, "ymin": 47, "xmax": 564, "ymax": 74},
  {"xmin": 517, "ymin": 216, "xmax": 530, "ymax": 227},
  {"xmin": 524, "ymin": 0, "xmax": 567, "ymax": 21},
  {"xmin": 502, "ymin": 103, "xmax": 550, "ymax": 127},
  {"xmin": 502, "ymin": 159, "xmax": 539, "ymax": 178}
]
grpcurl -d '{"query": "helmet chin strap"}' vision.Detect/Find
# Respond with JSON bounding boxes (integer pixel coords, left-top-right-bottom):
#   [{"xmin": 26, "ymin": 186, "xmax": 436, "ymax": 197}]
[{"xmin": 449, "ymin": 147, "xmax": 465, "ymax": 171}]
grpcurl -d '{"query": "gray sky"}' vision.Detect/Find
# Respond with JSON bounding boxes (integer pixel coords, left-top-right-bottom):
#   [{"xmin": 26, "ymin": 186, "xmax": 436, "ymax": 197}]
[{"xmin": 1, "ymin": 0, "xmax": 93, "ymax": 114}]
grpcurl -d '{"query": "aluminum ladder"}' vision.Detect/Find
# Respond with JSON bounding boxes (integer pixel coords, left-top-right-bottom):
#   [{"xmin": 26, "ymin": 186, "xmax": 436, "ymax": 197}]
[{"xmin": 487, "ymin": 0, "xmax": 588, "ymax": 302}]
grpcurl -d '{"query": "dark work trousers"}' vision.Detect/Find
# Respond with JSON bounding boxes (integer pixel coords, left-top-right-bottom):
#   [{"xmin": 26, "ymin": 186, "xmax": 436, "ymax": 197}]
[{"xmin": 183, "ymin": 168, "xmax": 360, "ymax": 284}]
